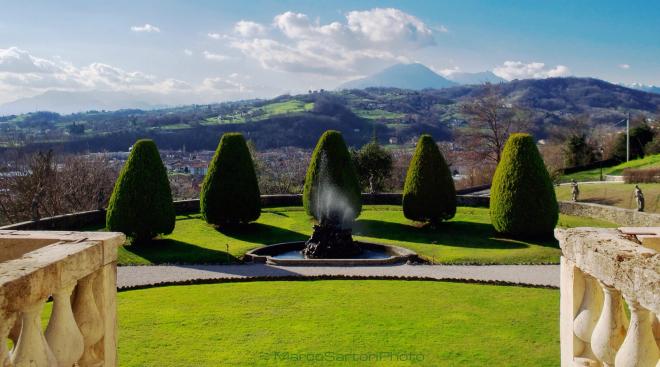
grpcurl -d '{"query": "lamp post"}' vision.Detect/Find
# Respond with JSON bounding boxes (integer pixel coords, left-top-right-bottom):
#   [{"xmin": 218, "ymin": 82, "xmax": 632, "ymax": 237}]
[
  {"xmin": 626, "ymin": 112, "xmax": 630, "ymax": 162},
  {"xmin": 599, "ymin": 147, "xmax": 604, "ymax": 181}
]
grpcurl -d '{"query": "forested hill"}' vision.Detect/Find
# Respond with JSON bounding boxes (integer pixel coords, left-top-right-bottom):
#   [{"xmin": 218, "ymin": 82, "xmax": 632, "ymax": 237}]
[{"xmin": 1, "ymin": 77, "xmax": 658, "ymax": 153}]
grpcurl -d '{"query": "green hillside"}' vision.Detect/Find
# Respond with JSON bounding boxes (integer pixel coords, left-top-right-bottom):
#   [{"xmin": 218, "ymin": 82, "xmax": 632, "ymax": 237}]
[{"xmin": 562, "ymin": 154, "xmax": 660, "ymax": 181}]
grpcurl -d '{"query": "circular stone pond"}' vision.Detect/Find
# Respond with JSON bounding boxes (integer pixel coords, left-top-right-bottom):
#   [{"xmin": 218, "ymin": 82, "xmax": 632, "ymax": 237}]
[{"xmin": 245, "ymin": 241, "xmax": 418, "ymax": 266}]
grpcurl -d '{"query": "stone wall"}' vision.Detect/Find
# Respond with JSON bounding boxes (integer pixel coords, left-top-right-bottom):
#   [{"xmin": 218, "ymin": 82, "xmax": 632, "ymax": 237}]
[
  {"xmin": 558, "ymin": 201, "xmax": 660, "ymax": 226},
  {"xmin": 0, "ymin": 192, "xmax": 490, "ymax": 231}
]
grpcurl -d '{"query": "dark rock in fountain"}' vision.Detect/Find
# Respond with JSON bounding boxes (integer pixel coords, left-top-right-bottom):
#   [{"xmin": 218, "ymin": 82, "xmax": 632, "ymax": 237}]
[{"xmin": 302, "ymin": 217, "xmax": 362, "ymax": 259}]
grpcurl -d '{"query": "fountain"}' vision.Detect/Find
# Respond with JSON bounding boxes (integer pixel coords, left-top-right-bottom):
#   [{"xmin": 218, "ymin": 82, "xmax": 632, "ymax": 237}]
[
  {"xmin": 302, "ymin": 180, "xmax": 362, "ymax": 259},
  {"xmin": 245, "ymin": 180, "xmax": 417, "ymax": 265},
  {"xmin": 246, "ymin": 143, "xmax": 417, "ymax": 265}
]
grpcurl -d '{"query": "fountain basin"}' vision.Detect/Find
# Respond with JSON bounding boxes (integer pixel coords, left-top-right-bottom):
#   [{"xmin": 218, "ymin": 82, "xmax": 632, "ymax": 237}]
[{"xmin": 245, "ymin": 241, "xmax": 418, "ymax": 266}]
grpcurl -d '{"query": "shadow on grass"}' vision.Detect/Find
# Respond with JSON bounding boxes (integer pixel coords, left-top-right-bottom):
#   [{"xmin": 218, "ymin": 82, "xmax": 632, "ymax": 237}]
[
  {"xmin": 123, "ymin": 239, "xmax": 241, "ymax": 264},
  {"xmin": 215, "ymin": 222, "xmax": 308, "ymax": 245},
  {"xmin": 353, "ymin": 219, "xmax": 558, "ymax": 249}
]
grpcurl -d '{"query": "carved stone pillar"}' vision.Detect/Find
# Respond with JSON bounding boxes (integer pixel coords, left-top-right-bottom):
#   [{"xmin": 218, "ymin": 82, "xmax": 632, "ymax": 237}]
[
  {"xmin": 45, "ymin": 282, "xmax": 84, "ymax": 366},
  {"xmin": 1, "ymin": 311, "xmax": 17, "ymax": 367},
  {"xmin": 73, "ymin": 272, "xmax": 104, "ymax": 367},
  {"xmin": 10, "ymin": 300, "xmax": 57, "ymax": 367},
  {"xmin": 590, "ymin": 283, "xmax": 627, "ymax": 366},
  {"xmin": 573, "ymin": 272, "xmax": 603, "ymax": 363},
  {"xmin": 614, "ymin": 299, "xmax": 659, "ymax": 367}
]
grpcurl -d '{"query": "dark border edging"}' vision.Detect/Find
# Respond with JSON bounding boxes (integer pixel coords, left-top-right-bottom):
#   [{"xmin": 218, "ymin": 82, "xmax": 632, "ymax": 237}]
[{"xmin": 117, "ymin": 274, "xmax": 558, "ymax": 292}]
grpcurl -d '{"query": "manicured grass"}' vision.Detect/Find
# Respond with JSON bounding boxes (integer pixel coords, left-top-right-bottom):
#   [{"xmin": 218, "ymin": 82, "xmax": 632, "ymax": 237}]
[
  {"xmin": 110, "ymin": 281, "xmax": 559, "ymax": 366},
  {"xmin": 556, "ymin": 183, "xmax": 660, "ymax": 213},
  {"xmin": 562, "ymin": 154, "xmax": 660, "ymax": 182},
  {"xmin": 118, "ymin": 206, "xmax": 616, "ymax": 265}
]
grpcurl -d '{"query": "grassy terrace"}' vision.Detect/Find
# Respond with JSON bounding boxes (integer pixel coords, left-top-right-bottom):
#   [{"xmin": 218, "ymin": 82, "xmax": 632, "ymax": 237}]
[
  {"xmin": 561, "ymin": 154, "xmax": 660, "ymax": 182},
  {"xmin": 556, "ymin": 183, "xmax": 660, "ymax": 213},
  {"xmin": 118, "ymin": 205, "xmax": 615, "ymax": 265},
  {"xmin": 55, "ymin": 280, "xmax": 558, "ymax": 366}
]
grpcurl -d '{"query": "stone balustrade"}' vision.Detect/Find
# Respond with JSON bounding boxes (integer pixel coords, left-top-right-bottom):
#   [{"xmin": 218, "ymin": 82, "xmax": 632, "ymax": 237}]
[
  {"xmin": 0, "ymin": 230, "xmax": 124, "ymax": 367},
  {"xmin": 555, "ymin": 227, "xmax": 660, "ymax": 367}
]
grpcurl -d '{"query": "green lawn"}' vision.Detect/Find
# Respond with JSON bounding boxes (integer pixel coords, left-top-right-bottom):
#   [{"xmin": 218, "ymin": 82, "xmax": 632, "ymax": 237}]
[
  {"xmin": 354, "ymin": 109, "xmax": 406, "ymax": 120},
  {"xmin": 562, "ymin": 154, "xmax": 660, "ymax": 182},
  {"xmin": 118, "ymin": 206, "xmax": 616, "ymax": 265},
  {"xmin": 109, "ymin": 281, "xmax": 559, "ymax": 366},
  {"xmin": 556, "ymin": 183, "xmax": 660, "ymax": 213}
]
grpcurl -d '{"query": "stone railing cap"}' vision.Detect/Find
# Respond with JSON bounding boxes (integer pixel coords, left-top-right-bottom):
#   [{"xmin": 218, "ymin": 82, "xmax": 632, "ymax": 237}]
[{"xmin": 555, "ymin": 227, "xmax": 659, "ymax": 314}]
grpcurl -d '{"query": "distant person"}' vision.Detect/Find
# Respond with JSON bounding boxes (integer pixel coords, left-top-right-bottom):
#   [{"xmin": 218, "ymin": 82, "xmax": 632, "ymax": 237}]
[
  {"xmin": 571, "ymin": 180, "xmax": 580, "ymax": 202},
  {"xmin": 634, "ymin": 185, "xmax": 644, "ymax": 212}
]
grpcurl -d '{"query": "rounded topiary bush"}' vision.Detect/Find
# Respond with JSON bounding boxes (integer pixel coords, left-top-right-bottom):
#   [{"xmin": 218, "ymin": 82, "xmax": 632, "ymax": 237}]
[
  {"xmin": 490, "ymin": 133, "xmax": 558, "ymax": 238},
  {"xmin": 200, "ymin": 133, "xmax": 261, "ymax": 226},
  {"xmin": 402, "ymin": 134, "xmax": 456, "ymax": 223},
  {"xmin": 303, "ymin": 130, "xmax": 361, "ymax": 221},
  {"xmin": 106, "ymin": 139, "xmax": 175, "ymax": 242}
]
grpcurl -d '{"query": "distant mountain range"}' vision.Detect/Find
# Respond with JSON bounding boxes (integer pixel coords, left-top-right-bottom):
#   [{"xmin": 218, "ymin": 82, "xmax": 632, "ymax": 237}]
[
  {"xmin": 339, "ymin": 64, "xmax": 507, "ymax": 90},
  {"xmin": 627, "ymin": 83, "xmax": 660, "ymax": 95},
  {"xmin": 339, "ymin": 63, "xmax": 457, "ymax": 90},
  {"xmin": 1, "ymin": 62, "xmax": 659, "ymax": 117},
  {"xmin": 0, "ymin": 90, "xmax": 168, "ymax": 115},
  {"xmin": 445, "ymin": 71, "xmax": 506, "ymax": 85}
]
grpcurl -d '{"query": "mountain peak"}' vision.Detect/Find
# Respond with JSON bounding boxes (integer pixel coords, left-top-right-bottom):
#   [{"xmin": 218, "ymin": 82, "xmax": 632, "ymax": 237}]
[{"xmin": 339, "ymin": 63, "xmax": 457, "ymax": 90}]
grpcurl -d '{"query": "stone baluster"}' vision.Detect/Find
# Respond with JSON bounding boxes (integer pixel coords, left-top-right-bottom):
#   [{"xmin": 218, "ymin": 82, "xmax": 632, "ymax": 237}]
[
  {"xmin": 1, "ymin": 311, "xmax": 17, "ymax": 367},
  {"xmin": 573, "ymin": 272, "xmax": 603, "ymax": 364},
  {"xmin": 45, "ymin": 282, "xmax": 84, "ymax": 367},
  {"xmin": 590, "ymin": 282, "xmax": 628, "ymax": 366},
  {"xmin": 614, "ymin": 298, "xmax": 659, "ymax": 367},
  {"xmin": 8, "ymin": 318, "xmax": 20, "ymax": 347},
  {"xmin": 72, "ymin": 272, "xmax": 104, "ymax": 367},
  {"xmin": 10, "ymin": 300, "xmax": 57, "ymax": 367}
]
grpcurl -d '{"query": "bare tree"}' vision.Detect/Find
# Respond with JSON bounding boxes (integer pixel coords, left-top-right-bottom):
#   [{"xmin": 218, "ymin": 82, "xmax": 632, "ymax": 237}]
[
  {"xmin": 459, "ymin": 83, "xmax": 530, "ymax": 163},
  {"xmin": 0, "ymin": 151, "xmax": 119, "ymax": 225}
]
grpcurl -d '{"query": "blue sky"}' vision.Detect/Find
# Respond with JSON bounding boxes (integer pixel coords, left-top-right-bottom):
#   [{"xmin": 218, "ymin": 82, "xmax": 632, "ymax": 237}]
[{"xmin": 0, "ymin": 0, "xmax": 658, "ymax": 104}]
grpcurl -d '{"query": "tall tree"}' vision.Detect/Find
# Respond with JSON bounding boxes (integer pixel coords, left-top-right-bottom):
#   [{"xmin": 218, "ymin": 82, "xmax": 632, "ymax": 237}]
[
  {"xmin": 106, "ymin": 139, "xmax": 175, "ymax": 243},
  {"xmin": 490, "ymin": 133, "xmax": 558, "ymax": 238},
  {"xmin": 303, "ymin": 130, "xmax": 361, "ymax": 222},
  {"xmin": 402, "ymin": 135, "xmax": 456, "ymax": 224},
  {"xmin": 613, "ymin": 122, "xmax": 655, "ymax": 160},
  {"xmin": 200, "ymin": 133, "xmax": 261, "ymax": 226},
  {"xmin": 459, "ymin": 83, "xmax": 529, "ymax": 163},
  {"xmin": 352, "ymin": 141, "xmax": 393, "ymax": 193}
]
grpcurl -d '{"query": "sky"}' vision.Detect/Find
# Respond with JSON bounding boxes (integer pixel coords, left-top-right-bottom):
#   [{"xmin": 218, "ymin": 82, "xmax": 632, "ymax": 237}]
[{"xmin": 0, "ymin": 0, "xmax": 659, "ymax": 105}]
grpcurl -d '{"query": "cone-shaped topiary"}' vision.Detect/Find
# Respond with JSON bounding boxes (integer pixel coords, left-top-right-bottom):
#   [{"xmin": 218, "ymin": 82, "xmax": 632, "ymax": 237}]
[
  {"xmin": 200, "ymin": 133, "xmax": 261, "ymax": 226},
  {"xmin": 106, "ymin": 139, "xmax": 175, "ymax": 242},
  {"xmin": 490, "ymin": 133, "xmax": 558, "ymax": 238},
  {"xmin": 303, "ymin": 130, "xmax": 361, "ymax": 222},
  {"xmin": 402, "ymin": 134, "xmax": 456, "ymax": 223}
]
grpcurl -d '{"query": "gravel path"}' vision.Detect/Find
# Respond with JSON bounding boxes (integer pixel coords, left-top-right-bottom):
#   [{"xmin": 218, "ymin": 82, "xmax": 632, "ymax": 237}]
[{"xmin": 117, "ymin": 264, "xmax": 559, "ymax": 289}]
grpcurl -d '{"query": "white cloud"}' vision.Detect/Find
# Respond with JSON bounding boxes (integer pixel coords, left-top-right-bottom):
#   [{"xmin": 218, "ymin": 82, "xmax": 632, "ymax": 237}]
[
  {"xmin": 203, "ymin": 51, "xmax": 229, "ymax": 61},
  {"xmin": 183, "ymin": 49, "xmax": 193, "ymax": 56},
  {"xmin": 201, "ymin": 77, "xmax": 249, "ymax": 93},
  {"xmin": 231, "ymin": 7, "xmax": 437, "ymax": 76},
  {"xmin": 0, "ymin": 47, "xmax": 61, "ymax": 74},
  {"xmin": 345, "ymin": 8, "xmax": 434, "ymax": 47},
  {"xmin": 207, "ymin": 32, "xmax": 222, "ymax": 40},
  {"xmin": 0, "ymin": 47, "xmax": 262, "ymax": 105},
  {"xmin": 619, "ymin": 64, "xmax": 630, "ymax": 70},
  {"xmin": 130, "ymin": 24, "xmax": 160, "ymax": 33},
  {"xmin": 234, "ymin": 20, "xmax": 266, "ymax": 37},
  {"xmin": 493, "ymin": 61, "xmax": 570, "ymax": 80}
]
